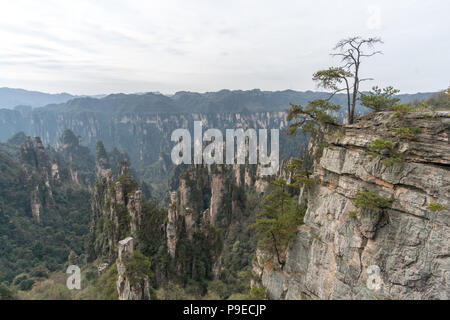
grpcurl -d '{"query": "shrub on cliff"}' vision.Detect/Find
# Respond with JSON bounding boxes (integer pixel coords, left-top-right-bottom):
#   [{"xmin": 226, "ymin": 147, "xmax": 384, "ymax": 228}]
[
  {"xmin": 368, "ymin": 138, "xmax": 403, "ymax": 167},
  {"xmin": 350, "ymin": 190, "xmax": 395, "ymax": 217},
  {"xmin": 427, "ymin": 203, "xmax": 447, "ymax": 212},
  {"xmin": 390, "ymin": 127, "xmax": 422, "ymax": 140},
  {"xmin": 392, "ymin": 103, "xmax": 417, "ymax": 116}
]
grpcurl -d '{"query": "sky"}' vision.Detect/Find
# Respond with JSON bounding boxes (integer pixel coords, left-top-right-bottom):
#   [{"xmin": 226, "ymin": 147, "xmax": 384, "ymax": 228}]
[{"xmin": 0, "ymin": 0, "xmax": 448, "ymax": 95}]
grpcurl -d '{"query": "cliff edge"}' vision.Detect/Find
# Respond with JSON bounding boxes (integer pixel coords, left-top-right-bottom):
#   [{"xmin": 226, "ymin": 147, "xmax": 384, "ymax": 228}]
[{"xmin": 254, "ymin": 111, "xmax": 449, "ymax": 299}]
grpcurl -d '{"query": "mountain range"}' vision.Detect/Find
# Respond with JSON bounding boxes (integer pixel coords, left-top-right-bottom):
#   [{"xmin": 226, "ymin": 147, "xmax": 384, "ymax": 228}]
[{"xmin": 0, "ymin": 87, "xmax": 434, "ymax": 112}]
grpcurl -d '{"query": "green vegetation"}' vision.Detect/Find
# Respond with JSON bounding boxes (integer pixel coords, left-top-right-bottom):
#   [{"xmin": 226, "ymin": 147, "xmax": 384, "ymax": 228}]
[
  {"xmin": 390, "ymin": 127, "xmax": 422, "ymax": 140},
  {"xmin": 287, "ymin": 157, "xmax": 314, "ymax": 189},
  {"xmin": 392, "ymin": 103, "xmax": 417, "ymax": 116},
  {"xmin": 248, "ymin": 285, "xmax": 267, "ymax": 300},
  {"xmin": 22, "ymin": 281, "xmax": 72, "ymax": 300},
  {"xmin": 360, "ymin": 86, "xmax": 400, "ymax": 112},
  {"xmin": 0, "ymin": 283, "xmax": 16, "ymax": 300},
  {"xmin": 311, "ymin": 37, "xmax": 383, "ymax": 124},
  {"xmin": 0, "ymin": 143, "xmax": 92, "ymax": 285},
  {"xmin": 348, "ymin": 210, "xmax": 358, "ymax": 219},
  {"xmin": 427, "ymin": 203, "xmax": 447, "ymax": 212},
  {"xmin": 95, "ymin": 141, "xmax": 108, "ymax": 161},
  {"xmin": 287, "ymin": 36, "xmax": 387, "ymax": 137},
  {"xmin": 209, "ymin": 186, "xmax": 262, "ymax": 300},
  {"xmin": 351, "ymin": 190, "xmax": 395, "ymax": 216},
  {"xmin": 287, "ymin": 99, "xmax": 340, "ymax": 136},
  {"xmin": 254, "ymin": 178, "xmax": 306, "ymax": 268},
  {"xmin": 117, "ymin": 167, "xmax": 139, "ymax": 197},
  {"xmin": 12, "ymin": 273, "xmax": 35, "ymax": 291},
  {"xmin": 123, "ymin": 250, "xmax": 153, "ymax": 286},
  {"xmin": 368, "ymin": 138, "xmax": 403, "ymax": 167},
  {"xmin": 368, "ymin": 138, "xmax": 395, "ymax": 153}
]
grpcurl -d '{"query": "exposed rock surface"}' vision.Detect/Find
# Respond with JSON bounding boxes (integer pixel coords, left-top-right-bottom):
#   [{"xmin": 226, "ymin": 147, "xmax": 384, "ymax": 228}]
[
  {"xmin": 166, "ymin": 191, "xmax": 179, "ymax": 258},
  {"xmin": 167, "ymin": 162, "xmax": 270, "ymax": 257},
  {"xmin": 210, "ymin": 167, "xmax": 227, "ymax": 225},
  {"xmin": 88, "ymin": 147, "xmax": 142, "ymax": 261},
  {"xmin": 255, "ymin": 111, "xmax": 450, "ymax": 300},
  {"xmin": 127, "ymin": 190, "xmax": 143, "ymax": 237},
  {"xmin": 116, "ymin": 237, "xmax": 151, "ymax": 300},
  {"xmin": 17, "ymin": 134, "xmax": 92, "ymax": 223}
]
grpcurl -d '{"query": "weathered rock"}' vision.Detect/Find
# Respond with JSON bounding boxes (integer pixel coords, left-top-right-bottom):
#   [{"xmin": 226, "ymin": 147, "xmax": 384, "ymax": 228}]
[
  {"xmin": 116, "ymin": 237, "xmax": 151, "ymax": 300},
  {"xmin": 128, "ymin": 190, "xmax": 143, "ymax": 237},
  {"xmin": 210, "ymin": 168, "xmax": 227, "ymax": 225},
  {"xmin": 89, "ymin": 163, "xmax": 143, "ymax": 260},
  {"xmin": 97, "ymin": 263, "xmax": 109, "ymax": 274},
  {"xmin": 257, "ymin": 111, "xmax": 450, "ymax": 300},
  {"xmin": 30, "ymin": 186, "xmax": 41, "ymax": 223},
  {"xmin": 167, "ymin": 191, "xmax": 179, "ymax": 258}
]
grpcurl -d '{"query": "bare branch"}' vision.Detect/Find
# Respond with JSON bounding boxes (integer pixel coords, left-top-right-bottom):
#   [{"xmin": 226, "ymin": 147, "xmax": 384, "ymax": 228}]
[
  {"xmin": 324, "ymin": 88, "xmax": 347, "ymax": 102},
  {"xmin": 360, "ymin": 51, "xmax": 383, "ymax": 57},
  {"xmin": 359, "ymin": 78, "xmax": 374, "ymax": 82}
]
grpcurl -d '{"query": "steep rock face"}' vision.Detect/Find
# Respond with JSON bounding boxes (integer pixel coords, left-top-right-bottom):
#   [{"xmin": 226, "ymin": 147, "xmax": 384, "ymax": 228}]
[
  {"xmin": 177, "ymin": 165, "xmax": 211, "ymax": 239},
  {"xmin": 88, "ymin": 147, "xmax": 142, "ymax": 261},
  {"xmin": 58, "ymin": 129, "xmax": 95, "ymax": 187},
  {"xmin": 255, "ymin": 111, "xmax": 450, "ymax": 300},
  {"xmin": 3, "ymin": 110, "xmax": 289, "ymax": 169},
  {"xmin": 165, "ymin": 159, "xmax": 277, "ymax": 286},
  {"xmin": 209, "ymin": 167, "xmax": 228, "ymax": 226},
  {"xmin": 167, "ymin": 163, "xmax": 269, "ymax": 255},
  {"xmin": 19, "ymin": 136, "xmax": 81, "ymax": 222},
  {"xmin": 166, "ymin": 192, "xmax": 179, "ymax": 258},
  {"xmin": 127, "ymin": 190, "xmax": 143, "ymax": 237},
  {"xmin": 116, "ymin": 237, "xmax": 151, "ymax": 300}
]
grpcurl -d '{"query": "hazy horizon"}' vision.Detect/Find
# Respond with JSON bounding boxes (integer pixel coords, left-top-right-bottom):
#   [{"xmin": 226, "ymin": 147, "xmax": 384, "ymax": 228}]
[
  {"xmin": 0, "ymin": 0, "xmax": 449, "ymax": 95},
  {"xmin": 0, "ymin": 86, "xmax": 439, "ymax": 98}
]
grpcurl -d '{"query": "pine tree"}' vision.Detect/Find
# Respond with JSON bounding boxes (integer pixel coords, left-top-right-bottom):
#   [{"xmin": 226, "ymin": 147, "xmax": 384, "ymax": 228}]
[{"xmin": 254, "ymin": 178, "xmax": 305, "ymax": 268}]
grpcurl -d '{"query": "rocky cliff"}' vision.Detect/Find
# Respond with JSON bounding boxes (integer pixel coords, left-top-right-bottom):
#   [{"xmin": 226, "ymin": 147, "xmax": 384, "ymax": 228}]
[
  {"xmin": 163, "ymin": 161, "xmax": 271, "ymax": 292},
  {"xmin": 116, "ymin": 237, "xmax": 151, "ymax": 300},
  {"xmin": 17, "ymin": 132, "xmax": 94, "ymax": 223},
  {"xmin": 87, "ymin": 146, "xmax": 141, "ymax": 261},
  {"xmin": 167, "ymin": 163, "xmax": 268, "ymax": 260},
  {"xmin": 254, "ymin": 111, "xmax": 450, "ymax": 300}
]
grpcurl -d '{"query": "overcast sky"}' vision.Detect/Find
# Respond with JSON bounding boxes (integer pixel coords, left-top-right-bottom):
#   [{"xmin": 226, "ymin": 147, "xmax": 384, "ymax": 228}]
[{"xmin": 0, "ymin": 0, "xmax": 448, "ymax": 95}]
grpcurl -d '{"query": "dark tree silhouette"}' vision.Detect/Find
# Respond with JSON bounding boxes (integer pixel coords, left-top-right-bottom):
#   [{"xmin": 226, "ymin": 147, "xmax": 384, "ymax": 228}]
[{"xmin": 314, "ymin": 36, "xmax": 383, "ymax": 124}]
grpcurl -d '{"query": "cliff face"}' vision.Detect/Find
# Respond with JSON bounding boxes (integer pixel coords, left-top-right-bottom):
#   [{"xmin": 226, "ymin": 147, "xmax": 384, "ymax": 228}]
[
  {"xmin": 20, "ymin": 137, "xmax": 52, "ymax": 223},
  {"xmin": 0, "ymin": 110, "xmax": 288, "ymax": 166},
  {"xmin": 165, "ymin": 162, "xmax": 269, "ymax": 284},
  {"xmin": 167, "ymin": 163, "xmax": 268, "ymax": 257},
  {"xmin": 116, "ymin": 237, "xmax": 151, "ymax": 300},
  {"xmin": 18, "ymin": 134, "xmax": 94, "ymax": 223},
  {"xmin": 254, "ymin": 111, "xmax": 450, "ymax": 300},
  {"xmin": 88, "ymin": 150, "xmax": 142, "ymax": 261}
]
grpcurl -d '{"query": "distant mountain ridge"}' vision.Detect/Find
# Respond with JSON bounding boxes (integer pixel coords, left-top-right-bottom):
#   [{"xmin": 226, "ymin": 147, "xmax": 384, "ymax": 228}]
[
  {"xmin": 0, "ymin": 87, "xmax": 76, "ymax": 109},
  {"xmin": 37, "ymin": 88, "xmax": 434, "ymax": 114},
  {"xmin": 0, "ymin": 87, "xmax": 435, "ymax": 112}
]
